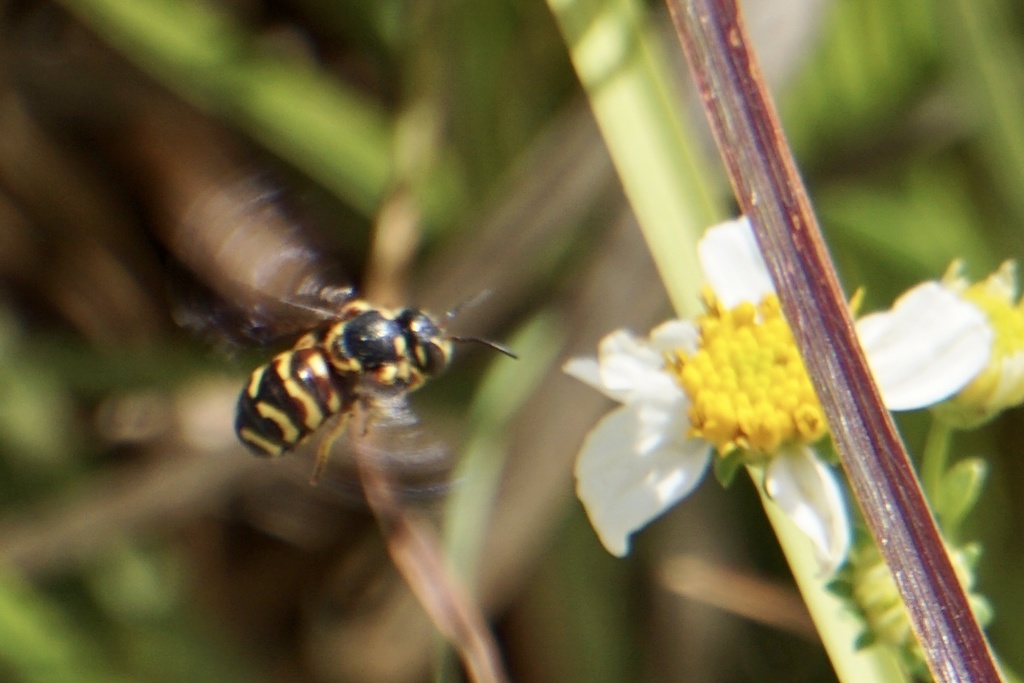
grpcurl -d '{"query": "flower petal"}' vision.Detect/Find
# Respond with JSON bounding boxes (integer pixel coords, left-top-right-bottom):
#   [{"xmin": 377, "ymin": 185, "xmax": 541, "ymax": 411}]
[
  {"xmin": 649, "ymin": 319, "xmax": 700, "ymax": 354},
  {"xmin": 764, "ymin": 445, "xmax": 850, "ymax": 575},
  {"xmin": 596, "ymin": 329, "xmax": 679, "ymax": 402},
  {"xmin": 986, "ymin": 350, "xmax": 1024, "ymax": 411},
  {"xmin": 633, "ymin": 389, "xmax": 691, "ymax": 456},
  {"xmin": 563, "ymin": 357, "xmax": 607, "ymax": 394},
  {"xmin": 563, "ymin": 327, "xmax": 677, "ymax": 404},
  {"xmin": 857, "ymin": 282, "xmax": 993, "ymax": 411},
  {"xmin": 575, "ymin": 404, "xmax": 711, "ymax": 556},
  {"xmin": 982, "ymin": 260, "xmax": 1017, "ymax": 301},
  {"xmin": 698, "ymin": 216, "xmax": 776, "ymax": 308}
]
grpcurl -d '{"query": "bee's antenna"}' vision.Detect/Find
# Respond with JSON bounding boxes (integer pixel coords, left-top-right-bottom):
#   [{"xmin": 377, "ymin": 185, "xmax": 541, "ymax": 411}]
[
  {"xmin": 449, "ymin": 335, "xmax": 518, "ymax": 360},
  {"xmin": 442, "ymin": 291, "xmax": 516, "ymax": 358},
  {"xmin": 445, "ymin": 289, "xmax": 494, "ymax": 323}
]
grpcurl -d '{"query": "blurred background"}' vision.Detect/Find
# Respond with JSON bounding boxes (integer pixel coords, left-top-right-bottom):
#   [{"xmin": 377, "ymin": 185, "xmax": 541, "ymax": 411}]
[{"xmin": 0, "ymin": 0, "xmax": 1021, "ymax": 681}]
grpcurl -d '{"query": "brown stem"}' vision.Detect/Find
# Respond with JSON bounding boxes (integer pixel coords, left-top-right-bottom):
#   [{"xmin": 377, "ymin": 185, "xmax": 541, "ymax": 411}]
[
  {"xmin": 664, "ymin": 0, "xmax": 1001, "ymax": 680},
  {"xmin": 353, "ymin": 408, "xmax": 509, "ymax": 683}
]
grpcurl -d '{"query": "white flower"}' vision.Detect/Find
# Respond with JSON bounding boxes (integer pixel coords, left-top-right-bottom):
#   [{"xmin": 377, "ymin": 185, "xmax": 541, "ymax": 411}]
[
  {"xmin": 933, "ymin": 260, "xmax": 1024, "ymax": 427},
  {"xmin": 565, "ymin": 217, "xmax": 993, "ymax": 573}
]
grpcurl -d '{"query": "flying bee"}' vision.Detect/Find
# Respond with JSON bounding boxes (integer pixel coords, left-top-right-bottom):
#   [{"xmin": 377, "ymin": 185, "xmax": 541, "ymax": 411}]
[
  {"xmin": 164, "ymin": 174, "xmax": 513, "ymax": 486},
  {"xmin": 234, "ymin": 295, "xmax": 514, "ymax": 483}
]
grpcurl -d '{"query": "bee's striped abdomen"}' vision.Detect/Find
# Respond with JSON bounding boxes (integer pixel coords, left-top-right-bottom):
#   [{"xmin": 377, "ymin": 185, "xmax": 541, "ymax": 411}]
[{"xmin": 235, "ymin": 347, "xmax": 348, "ymax": 457}]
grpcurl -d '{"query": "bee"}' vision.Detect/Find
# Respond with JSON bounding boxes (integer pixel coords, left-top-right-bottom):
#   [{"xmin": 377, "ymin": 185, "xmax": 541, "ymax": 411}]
[
  {"xmin": 234, "ymin": 294, "xmax": 513, "ymax": 483},
  {"xmin": 163, "ymin": 174, "xmax": 512, "ymax": 484}
]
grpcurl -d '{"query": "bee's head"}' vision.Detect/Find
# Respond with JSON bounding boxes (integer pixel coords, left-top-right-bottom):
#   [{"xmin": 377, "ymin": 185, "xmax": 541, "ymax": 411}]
[
  {"xmin": 396, "ymin": 306, "xmax": 518, "ymax": 381},
  {"xmin": 395, "ymin": 308, "xmax": 454, "ymax": 378}
]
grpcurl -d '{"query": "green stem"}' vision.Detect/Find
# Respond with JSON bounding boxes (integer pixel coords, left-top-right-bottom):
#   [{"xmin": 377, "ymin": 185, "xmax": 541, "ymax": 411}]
[
  {"xmin": 546, "ymin": 0, "xmax": 719, "ymax": 318},
  {"xmin": 920, "ymin": 419, "xmax": 954, "ymax": 509},
  {"xmin": 754, "ymin": 476, "xmax": 908, "ymax": 683}
]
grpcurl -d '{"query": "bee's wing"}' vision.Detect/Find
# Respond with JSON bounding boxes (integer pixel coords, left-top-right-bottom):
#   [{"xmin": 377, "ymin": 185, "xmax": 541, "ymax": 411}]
[
  {"xmin": 302, "ymin": 393, "xmax": 455, "ymax": 505},
  {"xmin": 233, "ymin": 393, "xmax": 453, "ymax": 547},
  {"xmin": 164, "ymin": 174, "xmax": 357, "ymax": 349}
]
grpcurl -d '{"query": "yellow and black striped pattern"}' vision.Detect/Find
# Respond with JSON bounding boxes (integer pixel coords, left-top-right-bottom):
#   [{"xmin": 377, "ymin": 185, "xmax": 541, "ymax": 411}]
[
  {"xmin": 235, "ymin": 346, "xmax": 349, "ymax": 457},
  {"xmin": 234, "ymin": 299, "xmax": 454, "ymax": 459}
]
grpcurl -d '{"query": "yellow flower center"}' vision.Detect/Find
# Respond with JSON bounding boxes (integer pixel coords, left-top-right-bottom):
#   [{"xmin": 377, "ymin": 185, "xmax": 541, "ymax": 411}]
[
  {"xmin": 665, "ymin": 290, "xmax": 827, "ymax": 455},
  {"xmin": 945, "ymin": 274, "xmax": 1024, "ymax": 421},
  {"xmin": 963, "ymin": 282, "xmax": 1024, "ymax": 361}
]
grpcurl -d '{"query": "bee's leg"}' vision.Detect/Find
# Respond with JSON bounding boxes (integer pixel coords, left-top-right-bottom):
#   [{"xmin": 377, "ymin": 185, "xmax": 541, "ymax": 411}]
[
  {"xmin": 359, "ymin": 403, "xmax": 372, "ymax": 436},
  {"xmin": 347, "ymin": 397, "xmax": 373, "ymax": 437},
  {"xmin": 311, "ymin": 412, "xmax": 349, "ymax": 485}
]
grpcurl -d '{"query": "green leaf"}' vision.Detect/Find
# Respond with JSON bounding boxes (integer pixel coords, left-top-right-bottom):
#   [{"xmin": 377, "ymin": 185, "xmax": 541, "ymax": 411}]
[
  {"xmin": 712, "ymin": 450, "xmax": 744, "ymax": 487},
  {"xmin": 0, "ymin": 571, "xmax": 127, "ymax": 683},
  {"xmin": 854, "ymin": 631, "xmax": 878, "ymax": 651},
  {"xmin": 826, "ymin": 578, "xmax": 855, "ymax": 600},
  {"xmin": 55, "ymin": 0, "xmax": 461, "ymax": 226}
]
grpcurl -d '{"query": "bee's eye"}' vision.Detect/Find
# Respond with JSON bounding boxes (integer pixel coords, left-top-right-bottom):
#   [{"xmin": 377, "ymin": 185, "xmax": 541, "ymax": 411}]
[
  {"xmin": 417, "ymin": 340, "xmax": 451, "ymax": 376},
  {"xmin": 396, "ymin": 309, "xmax": 451, "ymax": 375}
]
